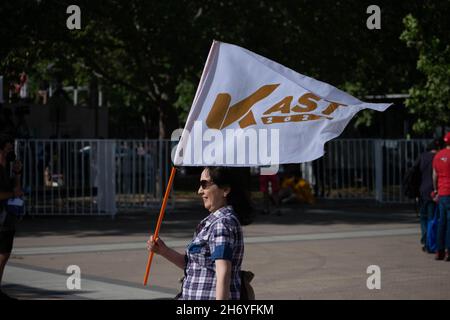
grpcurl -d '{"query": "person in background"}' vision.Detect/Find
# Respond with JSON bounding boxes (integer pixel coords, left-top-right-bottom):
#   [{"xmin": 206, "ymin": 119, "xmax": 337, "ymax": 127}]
[
  {"xmin": 432, "ymin": 133, "xmax": 450, "ymax": 261},
  {"xmin": 0, "ymin": 134, "xmax": 23, "ymax": 299},
  {"xmin": 259, "ymin": 168, "xmax": 281, "ymax": 215},
  {"xmin": 415, "ymin": 139, "xmax": 441, "ymax": 252}
]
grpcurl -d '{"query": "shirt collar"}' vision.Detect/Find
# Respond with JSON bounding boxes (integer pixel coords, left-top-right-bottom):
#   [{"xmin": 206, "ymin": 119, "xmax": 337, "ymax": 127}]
[{"xmin": 200, "ymin": 205, "xmax": 233, "ymax": 229}]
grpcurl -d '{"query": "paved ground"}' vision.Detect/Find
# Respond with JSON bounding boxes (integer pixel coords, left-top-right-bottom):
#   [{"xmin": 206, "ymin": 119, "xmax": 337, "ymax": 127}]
[{"xmin": 2, "ymin": 199, "xmax": 450, "ymax": 300}]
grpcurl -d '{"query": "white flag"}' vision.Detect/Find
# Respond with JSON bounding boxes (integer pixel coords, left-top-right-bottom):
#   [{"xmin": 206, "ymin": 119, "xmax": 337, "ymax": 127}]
[{"xmin": 173, "ymin": 41, "xmax": 391, "ymax": 167}]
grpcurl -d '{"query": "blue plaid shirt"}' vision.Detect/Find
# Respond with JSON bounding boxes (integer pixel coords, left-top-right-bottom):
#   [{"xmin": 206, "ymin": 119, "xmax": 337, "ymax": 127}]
[{"xmin": 180, "ymin": 205, "xmax": 244, "ymax": 300}]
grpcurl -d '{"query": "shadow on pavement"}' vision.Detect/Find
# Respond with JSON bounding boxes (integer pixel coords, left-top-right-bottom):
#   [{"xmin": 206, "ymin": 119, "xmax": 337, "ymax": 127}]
[
  {"xmin": 1, "ymin": 283, "xmax": 90, "ymax": 300},
  {"xmin": 14, "ymin": 199, "xmax": 419, "ymax": 238}
]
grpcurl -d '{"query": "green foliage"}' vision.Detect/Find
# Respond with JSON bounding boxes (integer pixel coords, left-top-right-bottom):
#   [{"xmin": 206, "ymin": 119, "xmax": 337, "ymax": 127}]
[
  {"xmin": 1, "ymin": 0, "xmax": 437, "ymax": 137},
  {"xmin": 174, "ymin": 79, "xmax": 197, "ymax": 124},
  {"xmin": 400, "ymin": 2, "xmax": 450, "ymax": 134}
]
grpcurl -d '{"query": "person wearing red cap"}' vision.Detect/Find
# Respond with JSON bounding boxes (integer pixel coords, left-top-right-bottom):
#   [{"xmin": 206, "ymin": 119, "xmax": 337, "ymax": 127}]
[{"xmin": 432, "ymin": 132, "xmax": 450, "ymax": 261}]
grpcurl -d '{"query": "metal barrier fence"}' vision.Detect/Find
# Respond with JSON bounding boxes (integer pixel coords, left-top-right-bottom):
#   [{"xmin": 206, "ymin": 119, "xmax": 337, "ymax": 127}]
[
  {"xmin": 16, "ymin": 139, "xmax": 174, "ymax": 216},
  {"xmin": 15, "ymin": 138, "xmax": 431, "ymax": 215},
  {"xmin": 302, "ymin": 139, "xmax": 431, "ymax": 203}
]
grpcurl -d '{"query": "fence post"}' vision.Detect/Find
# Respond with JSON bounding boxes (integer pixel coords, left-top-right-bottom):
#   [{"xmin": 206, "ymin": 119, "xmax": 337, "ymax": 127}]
[{"xmin": 374, "ymin": 140, "xmax": 383, "ymax": 202}]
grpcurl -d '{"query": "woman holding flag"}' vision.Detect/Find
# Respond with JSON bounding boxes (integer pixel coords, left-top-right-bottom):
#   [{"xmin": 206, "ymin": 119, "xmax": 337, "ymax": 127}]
[
  {"xmin": 147, "ymin": 167, "xmax": 251, "ymax": 300},
  {"xmin": 145, "ymin": 41, "xmax": 392, "ymax": 299}
]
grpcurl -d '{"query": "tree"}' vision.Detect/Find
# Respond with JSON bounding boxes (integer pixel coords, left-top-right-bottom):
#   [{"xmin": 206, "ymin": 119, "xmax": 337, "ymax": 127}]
[
  {"xmin": 1, "ymin": 0, "xmax": 426, "ymax": 138},
  {"xmin": 400, "ymin": 1, "xmax": 450, "ymax": 135},
  {"xmin": 1, "ymin": 0, "xmax": 200, "ymax": 138}
]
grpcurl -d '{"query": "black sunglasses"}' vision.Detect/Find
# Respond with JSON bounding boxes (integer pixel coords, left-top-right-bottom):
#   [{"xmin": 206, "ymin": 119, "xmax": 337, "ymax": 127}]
[{"xmin": 199, "ymin": 180, "xmax": 215, "ymax": 189}]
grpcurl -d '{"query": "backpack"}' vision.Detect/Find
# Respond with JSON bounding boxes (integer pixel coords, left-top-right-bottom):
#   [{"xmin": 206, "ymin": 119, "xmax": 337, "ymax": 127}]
[
  {"xmin": 240, "ymin": 270, "xmax": 255, "ymax": 300},
  {"xmin": 403, "ymin": 163, "xmax": 421, "ymax": 199}
]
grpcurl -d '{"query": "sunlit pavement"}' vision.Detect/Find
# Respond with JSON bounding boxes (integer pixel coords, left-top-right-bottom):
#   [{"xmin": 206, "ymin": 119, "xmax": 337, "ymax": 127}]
[{"xmin": 3, "ymin": 199, "xmax": 450, "ymax": 300}]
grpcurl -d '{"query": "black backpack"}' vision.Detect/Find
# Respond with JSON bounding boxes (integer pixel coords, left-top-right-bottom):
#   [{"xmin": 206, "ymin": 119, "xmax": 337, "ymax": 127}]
[
  {"xmin": 240, "ymin": 270, "xmax": 255, "ymax": 300},
  {"xmin": 403, "ymin": 163, "xmax": 421, "ymax": 199}
]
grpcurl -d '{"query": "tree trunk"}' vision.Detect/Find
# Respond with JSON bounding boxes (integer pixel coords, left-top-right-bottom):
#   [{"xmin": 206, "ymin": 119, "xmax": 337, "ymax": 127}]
[
  {"xmin": 89, "ymin": 77, "xmax": 99, "ymax": 138},
  {"xmin": 158, "ymin": 109, "xmax": 166, "ymax": 139},
  {"xmin": 158, "ymin": 99, "xmax": 180, "ymax": 139}
]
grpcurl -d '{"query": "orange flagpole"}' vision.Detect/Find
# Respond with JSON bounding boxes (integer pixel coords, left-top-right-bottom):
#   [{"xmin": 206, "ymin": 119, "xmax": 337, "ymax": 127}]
[{"xmin": 143, "ymin": 166, "xmax": 177, "ymax": 286}]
